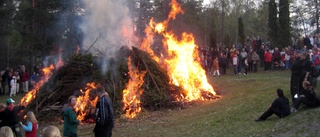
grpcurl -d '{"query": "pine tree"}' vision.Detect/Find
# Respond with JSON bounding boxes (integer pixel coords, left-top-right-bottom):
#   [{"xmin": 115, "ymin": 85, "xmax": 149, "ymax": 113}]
[
  {"xmin": 238, "ymin": 16, "xmax": 245, "ymax": 47},
  {"xmin": 278, "ymin": 0, "xmax": 291, "ymax": 48},
  {"xmin": 268, "ymin": 0, "xmax": 278, "ymax": 47}
]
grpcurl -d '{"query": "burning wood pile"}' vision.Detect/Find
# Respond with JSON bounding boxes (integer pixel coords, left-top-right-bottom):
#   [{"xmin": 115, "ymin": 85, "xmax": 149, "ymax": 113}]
[{"xmin": 20, "ymin": 0, "xmax": 220, "ymax": 121}]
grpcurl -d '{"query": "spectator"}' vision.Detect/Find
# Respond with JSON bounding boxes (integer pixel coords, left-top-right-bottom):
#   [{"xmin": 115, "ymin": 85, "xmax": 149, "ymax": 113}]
[
  {"xmin": 252, "ymin": 51, "xmax": 260, "ymax": 73},
  {"xmin": 4, "ymin": 98, "xmax": 25, "ymax": 137},
  {"xmin": 212, "ymin": 57, "xmax": 220, "ymax": 77},
  {"xmin": 9, "ymin": 76, "xmax": 17, "ymax": 97},
  {"xmin": 291, "ymin": 81, "xmax": 319, "ymax": 112},
  {"xmin": 290, "ymin": 52, "xmax": 312, "ymax": 103},
  {"xmin": 63, "ymin": 96, "xmax": 79, "ymax": 137},
  {"xmin": 0, "ymin": 103, "xmax": 6, "ymax": 128},
  {"xmin": 93, "ymin": 86, "xmax": 114, "ymax": 137},
  {"xmin": 20, "ymin": 69, "xmax": 30, "ymax": 93},
  {"xmin": 264, "ymin": 50, "xmax": 273, "ymax": 71},
  {"xmin": 255, "ymin": 89, "xmax": 290, "ymax": 122},
  {"xmin": 21, "ymin": 111, "xmax": 38, "ymax": 137},
  {"xmin": 243, "ymin": 57, "xmax": 248, "ymax": 76},
  {"xmin": 0, "ymin": 126, "xmax": 14, "ymax": 137},
  {"xmin": 233, "ymin": 54, "xmax": 238, "ymax": 76},
  {"xmin": 42, "ymin": 125, "xmax": 61, "ymax": 137}
]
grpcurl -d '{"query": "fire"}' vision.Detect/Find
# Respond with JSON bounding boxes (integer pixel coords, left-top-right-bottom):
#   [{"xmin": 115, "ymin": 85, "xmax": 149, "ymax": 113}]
[
  {"xmin": 140, "ymin": 0, "xmax": 215, "ymax": 101},
  {"xmin": 20, "ymin": 65, "xmax": 55, "ymax": 105},
  {"xmin": 74, "ymin": 82, "xmax": 99, "ymax": 121},
  {"xmin": 122, "ymin": 57, "xmax": 147, "ymax": 118}
]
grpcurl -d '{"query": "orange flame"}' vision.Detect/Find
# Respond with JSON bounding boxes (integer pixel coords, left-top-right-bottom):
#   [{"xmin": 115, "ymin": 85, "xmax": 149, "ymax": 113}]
[
  {"xmin": 75, "ymin": 82, "xmax": 99, "ymax": 121},
  {"xmin": 140, "ymin": 0, "xmax": 215, "ymax": 101},
  {"xmin": 20, "ymin": 65, "xmax": 55, "ymax": 105},
  {"xmin": 122, "ymin": 57, "xmax": 147, "ymax": 118}
]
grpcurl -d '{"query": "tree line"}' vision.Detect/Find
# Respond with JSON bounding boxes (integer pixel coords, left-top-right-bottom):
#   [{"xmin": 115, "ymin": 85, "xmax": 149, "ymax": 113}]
[{"xmin": 0, "ymin": 0, "xmax": 316, "ymax": 71}]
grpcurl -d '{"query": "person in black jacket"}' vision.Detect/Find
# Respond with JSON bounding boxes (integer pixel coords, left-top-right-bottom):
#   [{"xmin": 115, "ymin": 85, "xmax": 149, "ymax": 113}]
[
  {"xmin": 290, "ymin": 52, "xmax": 312, "ymax": 103},
  {"xmin": 3, "ymin": 98, "xmax": 25, "ymax": 137},
  {"xmin": 255, "ymin": 89, "xmax": 291, "ymax": 122},
  {"xmin": 93, "ymin": 86, "xmax": 114, "ymax": 137},
  {"xmin": 291, "ymin": 81, "xmax": 319, "ymax": 112}
]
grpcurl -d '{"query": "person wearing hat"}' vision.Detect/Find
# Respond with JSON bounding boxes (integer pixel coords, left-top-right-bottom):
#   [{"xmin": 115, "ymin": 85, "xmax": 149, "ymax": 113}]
[
  {"xmin": 255, "ymin": 89, "xmax": 291, "ymax": 122},
  {"xmin": 291, "ymin": 81, "xmax": 319, "ymax": 112},
  {"xmin": 4, "ymin": 98, "xmax": 25, "ymax": 137}
]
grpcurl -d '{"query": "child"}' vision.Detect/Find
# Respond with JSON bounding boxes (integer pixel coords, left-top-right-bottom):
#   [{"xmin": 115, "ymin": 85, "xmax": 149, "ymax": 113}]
[
  {"xmin": 212, "ymin": 57, "xmax": 220, "ymax": 77},
  {"xmin": 42, "ymin": 125, "xmax": 61, "ymax": 137},
  {"xmin": 10, "ymin": 76, "xmax": 17, "ymax": 97},
  {"xmin": 274, "ymin": 61, "xmax": 279, "ymax": 71},
  {"xmin": 280, "ymin": 61, "xmax": 285, "ymax": 70},
  {"xmin": 233, "ymin": 54, "xmax": 238, "ymax": 76},
  {"xmin": 21, "ymin": 111, "xmax": 38, "ymax": 137},
  {"xmin": 243, "ymin": 57, "xmax": 248, "ymax": 76}
]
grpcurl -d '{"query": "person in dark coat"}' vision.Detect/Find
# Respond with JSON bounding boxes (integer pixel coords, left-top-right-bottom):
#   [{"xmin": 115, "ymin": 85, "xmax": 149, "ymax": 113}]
[
  {"xmin": 291, "ymin": 81, "xmax": 319, "ymax": 112},
  {"xmin": 4, "ymin": 98, "xmax": 25, "ymax": 137},
  {"xmin": 290, "ymin": 52, "xmax": 312, "ymax": 103},
  {"xmin": 93, "ymin": 86, "xmax": 114, "ymax": 137},
  {"xmin": 255, "ymin": 89, "xmax": 291, "ymax": 121}
]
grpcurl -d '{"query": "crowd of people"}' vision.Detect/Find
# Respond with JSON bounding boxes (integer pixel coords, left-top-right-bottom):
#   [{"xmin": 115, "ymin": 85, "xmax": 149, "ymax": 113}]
[
  {"xmin": 198, "ymin": 35, "xmax": 320, "ymax": 121},
  {"xmin": 0, "ymin": 85, "xmax": 115, "ymax": 137},
  {"xmin": 253, "ymin": 37, "xmax": 320, "ymax": 121},
  {"xmin": 0, "ymin": 64, "xmax": 43, "ymax": 97},
  {"xmin": 200, "ymin": 36, "xmax": 320, "ymax": 78}
]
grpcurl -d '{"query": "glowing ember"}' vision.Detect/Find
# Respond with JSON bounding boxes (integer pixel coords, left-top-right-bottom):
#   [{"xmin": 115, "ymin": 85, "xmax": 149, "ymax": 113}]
[
  {"xmin": 74, "ymin": 82, "xmax": 99, "ymax": 121},
  {"xmin": 122, "ymin": 57, "xmax": 147, "ymax": 118},
  {"xmin": 20, "ymin": 65, "xmax": 55, "ymax": 105},
  {"xmin": 140, "ymin": 0, "xmax": 216, "ymax": 101}
]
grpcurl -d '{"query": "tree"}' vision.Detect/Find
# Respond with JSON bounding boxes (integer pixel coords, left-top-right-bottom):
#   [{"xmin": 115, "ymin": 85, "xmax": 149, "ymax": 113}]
[
  {"xmin": 278, "ymin": 0, "xmax": 291, "ymax": 48},
  {"xmin": 268, "ymin": 0, "xmax": 278, "ymax": 47},
  {"xmin": 238, "ymin": 16, "xmax": 245, "ymax": 47}
]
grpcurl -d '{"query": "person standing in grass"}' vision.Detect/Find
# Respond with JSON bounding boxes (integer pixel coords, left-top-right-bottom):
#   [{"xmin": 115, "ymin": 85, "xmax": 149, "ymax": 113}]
[
  {"xmin": 63, "ymin": 95, "xmax": 79, "ymax": 137},
  {"xmin": 233, "ymin": 54, "xmax": 238, "ymax": 76},
  {"xmin": 255, "ymin": 89, "xmax": 291, "ymax": 122},
  {"xmin": 93, "ymin": 86, "xmax": 114, "ymax": 137},
  {"xmin": 290, "ymin": 52, "xmax": 312, "ymax": 103}
]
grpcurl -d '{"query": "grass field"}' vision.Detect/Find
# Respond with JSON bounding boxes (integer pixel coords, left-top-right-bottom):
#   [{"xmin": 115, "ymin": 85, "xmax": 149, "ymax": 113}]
[{"xmin": 1, "ymin": 69, "xmax": 320, "ymax": 137}]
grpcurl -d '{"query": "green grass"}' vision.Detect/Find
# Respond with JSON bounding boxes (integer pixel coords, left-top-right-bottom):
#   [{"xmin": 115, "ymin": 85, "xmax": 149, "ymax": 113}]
[{"xmin": 2, "ymin": 69, "xmax": 320, "ymax": 137}]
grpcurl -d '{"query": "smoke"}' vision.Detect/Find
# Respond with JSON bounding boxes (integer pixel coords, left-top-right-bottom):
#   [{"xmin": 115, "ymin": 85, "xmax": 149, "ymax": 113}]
[{"xmin": 80, "ymin": 0, "xmax": 135, "ymax": 73}]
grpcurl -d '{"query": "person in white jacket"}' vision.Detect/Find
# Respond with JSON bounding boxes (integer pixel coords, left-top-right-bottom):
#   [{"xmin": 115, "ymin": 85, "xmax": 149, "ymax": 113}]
[{"xmin": 10, "ymin": 76, "xmax": 17, "ymax": 96}]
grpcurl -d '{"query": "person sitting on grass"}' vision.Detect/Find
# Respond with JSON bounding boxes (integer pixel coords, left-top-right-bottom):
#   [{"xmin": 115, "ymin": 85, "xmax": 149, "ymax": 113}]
[
  {"xmin": 291, "ymin": 81, "xmax": 319, "ymax": 112},
  {"xmin": 255, "ymin": 89, "xmax": 291, "ymax": 122}
]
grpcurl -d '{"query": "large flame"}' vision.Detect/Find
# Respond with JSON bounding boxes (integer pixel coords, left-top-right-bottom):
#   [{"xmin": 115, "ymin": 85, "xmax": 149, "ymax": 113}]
[
  {"xmin": 75, "ymin": 82, "xmax": 99, "ymax": 121},
  {"xmin": 122, "ymin": 57, "xmax": 147, "ymax": 118},
  {"xmin": 20, "ymin": 65, "xmax": 55, "ymax": 105},
  {"xmin": 140, "ymin": 0, "xmax": 215, "ymax": 101}
]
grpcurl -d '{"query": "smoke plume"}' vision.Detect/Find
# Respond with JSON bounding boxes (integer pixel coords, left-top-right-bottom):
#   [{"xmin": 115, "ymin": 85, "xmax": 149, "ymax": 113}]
[{"xmin": 80, "ymin": 0, "xmax": 135, "ymax": 73}]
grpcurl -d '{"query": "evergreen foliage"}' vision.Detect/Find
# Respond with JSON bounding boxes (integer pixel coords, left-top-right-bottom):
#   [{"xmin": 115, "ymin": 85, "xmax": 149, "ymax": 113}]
[{"xmin": 278, "ymin": 0, "xmax": 291, "ymax": 48}]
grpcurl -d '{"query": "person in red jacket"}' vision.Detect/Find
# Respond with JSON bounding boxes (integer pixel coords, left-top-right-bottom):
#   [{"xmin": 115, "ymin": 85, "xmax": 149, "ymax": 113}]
[
  {"xmin": 21, "ymin": 111, "xmax": 38, "ymax": 137},
  {"xmin": 264, "ymin": 50, "xmax": 273, "ymax": 71},
  {"xmin": 20, "ymin": 69, "xmax": 30, "ymax": 93}
]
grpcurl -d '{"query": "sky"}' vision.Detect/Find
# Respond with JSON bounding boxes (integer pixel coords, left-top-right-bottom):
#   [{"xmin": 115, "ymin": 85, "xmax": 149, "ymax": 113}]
[{"xmin": 203, "ymin": 0, "xmax": 210, "ymax": 5}]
